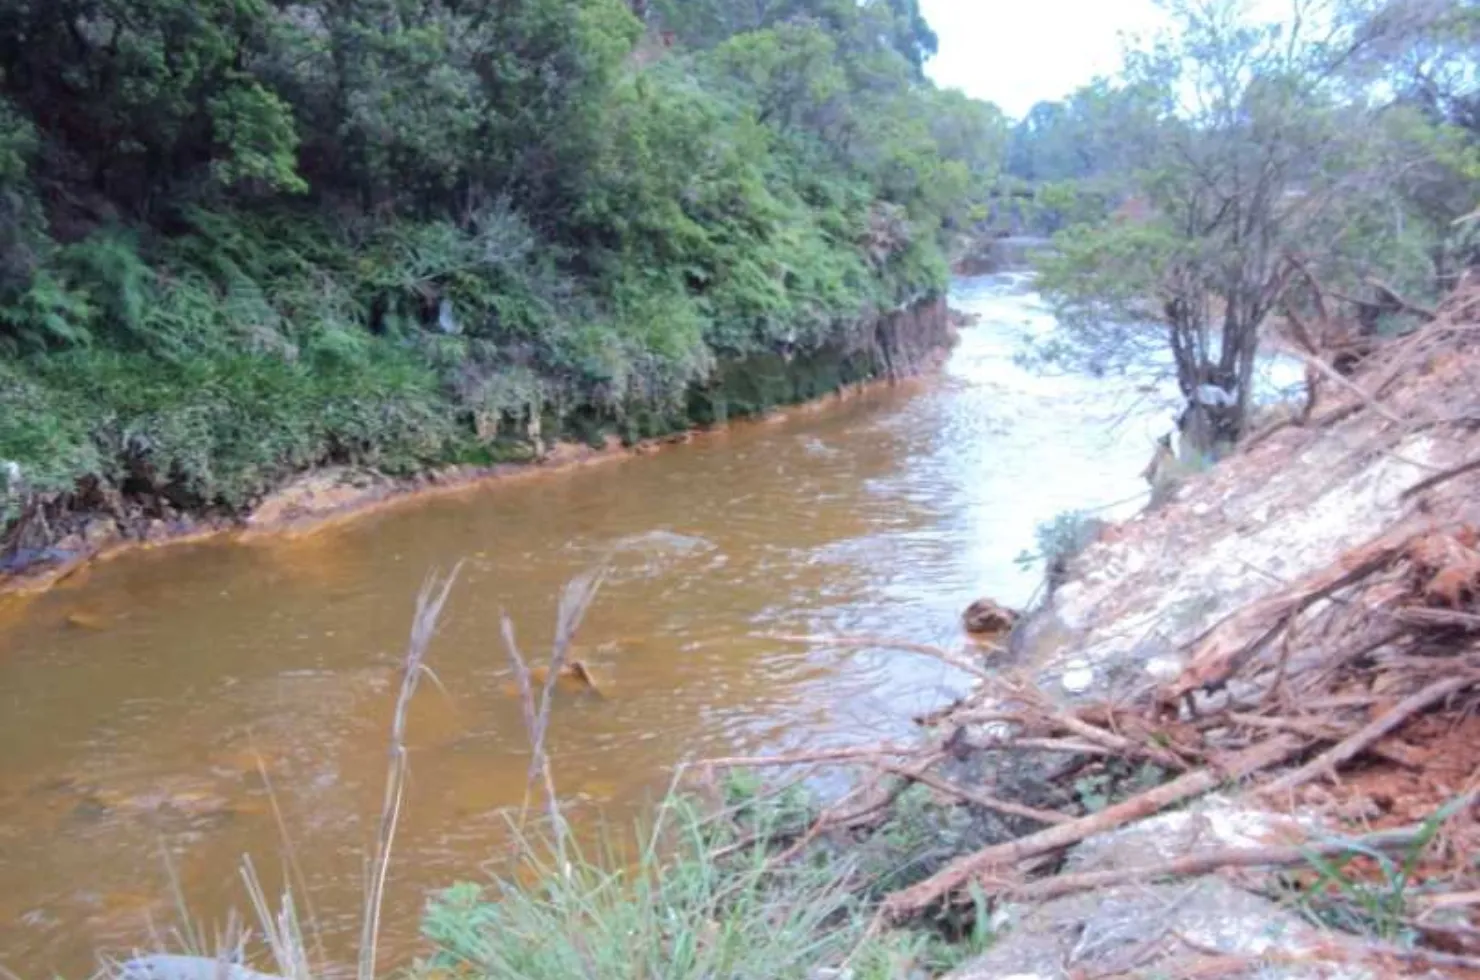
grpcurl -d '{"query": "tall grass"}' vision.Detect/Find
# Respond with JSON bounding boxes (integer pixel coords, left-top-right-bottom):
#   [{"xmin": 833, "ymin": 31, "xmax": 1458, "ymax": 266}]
[
  {"xmin": 419, "ymin": 798, "xmax": 891, "ymax": 980},
  {"xmin": 497, "ymin": 563, "xmax": 608, "ymax": 862},
  {"xmin": 357, "ymin": 565, "xmax": 462, "ymax": 980}
]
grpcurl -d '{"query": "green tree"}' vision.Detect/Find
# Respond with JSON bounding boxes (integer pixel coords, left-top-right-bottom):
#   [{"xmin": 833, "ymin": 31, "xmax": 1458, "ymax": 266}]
[
  {"xmin": 0, "ymin": 0, "xmax": 302, "ymax": 211},
  {"xmin": 1038, "ymin": 0, "xmax": 1473, "ymax": 453}
]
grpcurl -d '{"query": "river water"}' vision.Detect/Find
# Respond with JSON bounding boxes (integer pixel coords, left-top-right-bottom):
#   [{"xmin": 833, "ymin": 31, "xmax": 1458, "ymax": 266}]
[{"xmin": 0, "ymin": 274, "xmax": 1179, "ymax": 977}]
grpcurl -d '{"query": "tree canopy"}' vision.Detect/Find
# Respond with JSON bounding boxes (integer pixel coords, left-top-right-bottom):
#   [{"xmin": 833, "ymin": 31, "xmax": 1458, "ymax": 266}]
[{"xmin": 0, "ymin": 0, "xmax": 1007, "ymax": 518}]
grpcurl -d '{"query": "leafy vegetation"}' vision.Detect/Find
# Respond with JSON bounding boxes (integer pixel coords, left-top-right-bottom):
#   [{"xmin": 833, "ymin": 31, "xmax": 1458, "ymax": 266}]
[
  {"xmin": 1014, "ymin": 508, "xmax": 1108, "ymax": 591},
  {"xmin": 0, "ymin": 0, "xmax": 1006, "ymax": 532},
  {"xmin": 1010, "ymin": 0, "xmax": 1480, "ymax": 451}
]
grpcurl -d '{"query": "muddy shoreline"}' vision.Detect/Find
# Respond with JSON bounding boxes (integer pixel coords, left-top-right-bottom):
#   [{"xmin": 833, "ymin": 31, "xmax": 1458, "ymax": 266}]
[{"xmin": 0, "ymin": 355, "xmax": 952, "ymax": 600}]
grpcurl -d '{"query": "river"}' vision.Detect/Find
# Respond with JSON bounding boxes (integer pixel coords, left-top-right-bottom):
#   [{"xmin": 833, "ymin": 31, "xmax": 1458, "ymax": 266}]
[{"xmin": 0, "ymin": 274, "xmax": 1179, "ymax": 977}]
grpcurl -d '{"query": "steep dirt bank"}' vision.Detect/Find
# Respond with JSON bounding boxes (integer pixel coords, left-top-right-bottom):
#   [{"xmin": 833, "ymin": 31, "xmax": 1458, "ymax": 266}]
[
  {"xmin": 734, "ymin": 286, "xmax": 1480, "ymax": 978},
  {"xmin": 0, "ymin": 297, "xmax": 958, "ymax": 597},
  {"xmin": 945, "ymin": 293, "xmax": 1480, "ymax": 977},
  {"xmin": 930, "ymin": 305, "xmax": 1480, "ymax": 977}
]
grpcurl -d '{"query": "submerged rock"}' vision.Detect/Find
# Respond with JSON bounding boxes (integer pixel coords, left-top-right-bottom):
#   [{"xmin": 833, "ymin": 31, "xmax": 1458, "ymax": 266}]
[{"xmin": 962, "ymin": 597, "xmax": 1018, "ymax": 635}]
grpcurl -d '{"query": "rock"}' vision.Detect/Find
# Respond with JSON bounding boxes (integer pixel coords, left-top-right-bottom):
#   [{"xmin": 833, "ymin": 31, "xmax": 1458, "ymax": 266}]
[
  {"xmin": 1059, "ymin": 661, "xmax": 1095, "ymax": 694},
  {"xmin": 1065, "ymin": 796, "xmax": 1314, "ymax": 873},
  {"xmin": 53, "ymin": 534, "xmax": 85, "ymax": 554},
  {"xmin": 946, "ymin": 800, "xmax": 1381, "ymax": 979},
  {"xmin": 83, "ymin": 519, "xmax": 121, "ymax": 549},
  {"xmin": 249, "ymin": 467, "xmax": 389, "ymax": 527},
  {"xmin": 963, "ymin": 597, "xmax": 1019, "ymax": 635},
  {"xmin": 143, "ymin": 519, "xmax": 170, "ymax": 543},
  {"xmin": 946, "ymin": 878, "xmax": 1370, "ymax": 980},
  {"xmin": 115, "ymin": 954, "xmax": 284, "ymax": 980}
]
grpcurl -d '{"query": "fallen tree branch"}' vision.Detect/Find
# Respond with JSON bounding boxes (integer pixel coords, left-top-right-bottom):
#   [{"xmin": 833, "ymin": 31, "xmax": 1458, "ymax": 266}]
[
  {"xmin": 1166, "ymin": 530, "xmax": 1415, "ymax": 701},
  {"xmin": 880, "ymin": 736, "xmax": 1305, "ymax": 920},
  {"xmin": 700, "ymin": 743, "xmax": 915, "ymax": 770},
  {"xmin": 1400, "ymin": 455, "xmax": 1480, "ymax": 501},
  {"xmin": 1292, "ymin": 350, "xmax": 1405, "ymax": 427},
  {"xmin": 831, "ymin": 750, "xmax": 951, "ymax": 832},
  {"xmin": 1367, "ymin": 277, "xmax": 1438, "ymax": 322},
  {"xmin": 1324, "ymin": 942, "xmax": 1480, "ymax": 974},
  {"xmin": 1053, "ymin": 709, "xmax": 1191, "ymax": 771},
  {"xmin": 1260, "ymin": 676, "xmax": 1475, "ymax": 799},
  {"xmin": 1008, "ymin": 737, "xmax": 1117, "ymax": 756},
  {"xmin": 761, "ymin": 633, "xmax": 993, "ymax": 680},
  {"xmin": 875, "ymin": 762, "xmax": 1072, "ymax": 826},
  {"xmin": 1228, "ymin": 712, "xmax": 1424, "ymax": 769},
  {"xmin": 997, "ymin": 825, "xmax": 1429, "ymax": 903},
  {"xmin": 1393, "ymin": 606, "xmax": 1480, "ymax": 631}
]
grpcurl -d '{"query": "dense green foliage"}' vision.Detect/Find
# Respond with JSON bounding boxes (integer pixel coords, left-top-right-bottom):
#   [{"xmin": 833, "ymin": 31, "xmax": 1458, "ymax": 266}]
[
  {"xmin": 0, "ymin": 0, "xmax": 1004, "ymax": 523},
  {"xmin": 1015, "ymin": 0, "xmax": 1480, "ymax": 450}
]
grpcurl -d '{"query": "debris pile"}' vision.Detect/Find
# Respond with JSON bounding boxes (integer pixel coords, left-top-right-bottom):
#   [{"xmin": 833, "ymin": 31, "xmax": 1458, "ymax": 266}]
[{"xmin": 709, "ymin": 281, "xmax": 1480, "ymax": 978}]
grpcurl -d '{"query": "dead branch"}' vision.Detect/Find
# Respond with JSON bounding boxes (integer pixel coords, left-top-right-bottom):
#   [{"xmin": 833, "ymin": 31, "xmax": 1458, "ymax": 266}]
[
  {"xmin": 700, "ymin": 743, "xmax": 917, "ymax": 770},
  {"xmin": 1415, "ymin": 890, "xmax": 1480, "ymax": 913},
  {"xmin": 998, "ymin": 824, "xmax": 1429, "ymax": 904},
  {"xmin": 1393, "ymin": 607, "xmax": 1480, "ymax": 631},
  {"xmin": 1326, "ymin": 943, "xmax": 1480, "ymax": 974},
  {"xmin": 1259, "ymin": 676, "xmax": 1475, "ymax": 799},
  {"xmin": 1291, "ymin": 349, "xmax": 1406, "ymax": 427},
  {"xmin": 880, "ymin": 736, "xmax": 1305, "ymax": 920},
  {"xmin": 1400, "ymin": 454, "xmax": 1480, "ymax": 501},
  {"xmin": 1367, "ymin": 277, "xmax": 1438, "ymax": 322},
  {"xmin": 1008, "ymin": 737, "xmax": 1118, "ymax": 756},
  {"xmin": 832, "ymin": 750, "xmax": 950, "ymax": 833},
  {"xmin": 874, "ymin": 762, "xmax": 1072, "ymax": 825},
  {"xmin": 762, "ymin": 632, "xmax": 994, "ymax": 680},
  {"xmin": 1053, "ymin": 708, "xmax": 1192, "ymax": 770},
  {"xmin": 1166, "ymin": 530, "xmax": 1414, "ymax": 701}
]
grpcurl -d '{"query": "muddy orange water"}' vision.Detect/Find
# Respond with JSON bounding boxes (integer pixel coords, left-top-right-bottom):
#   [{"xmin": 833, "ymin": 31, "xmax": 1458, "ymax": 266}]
[{"xmin": 0, "ymin": 275, "xmax": 1174, "ymax": 976}]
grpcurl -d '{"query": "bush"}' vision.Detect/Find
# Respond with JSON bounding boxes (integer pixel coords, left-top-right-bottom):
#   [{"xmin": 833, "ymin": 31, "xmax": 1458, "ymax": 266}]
[
  {"xmin": 2, "ymin": 346, "xmax": 459, "ymax": 511},
  {"xmin": 1016, "ymin": 509, "xmax": 1107, "ymax": 591},
  {"xmin": 0, "ymin": 0, "xmax": 1005, "ymax": 530}
]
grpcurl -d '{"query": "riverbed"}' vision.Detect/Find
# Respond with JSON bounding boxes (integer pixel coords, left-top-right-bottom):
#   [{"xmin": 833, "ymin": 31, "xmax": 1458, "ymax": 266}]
[{"xmin": 0, "ymin": 274, "xmax": 1177, "ymax": 977}]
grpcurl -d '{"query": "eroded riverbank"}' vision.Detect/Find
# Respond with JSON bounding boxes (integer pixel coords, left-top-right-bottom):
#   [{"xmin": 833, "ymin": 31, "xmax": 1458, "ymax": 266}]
[
  {"xmin": 1, "ymin": 297, "xmax": 962, "ymax": 599},
  {"xmin": 0, "ymin": 274, "xmax": 1173, "ymax": 977}
]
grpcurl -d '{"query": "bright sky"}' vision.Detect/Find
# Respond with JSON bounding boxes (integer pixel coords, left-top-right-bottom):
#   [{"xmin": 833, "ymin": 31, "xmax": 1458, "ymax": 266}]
[
  {"xmin": 920, "ymin": 0, "xmax": 1169, "ymax": 117},
  {"xmin": 922, "ymin": 0, "xmax": 1310, "ymax": 118}
]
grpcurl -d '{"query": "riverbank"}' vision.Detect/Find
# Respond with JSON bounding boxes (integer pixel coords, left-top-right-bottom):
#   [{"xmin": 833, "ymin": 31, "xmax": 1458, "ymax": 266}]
[
  {"xmin": 116, "ymin": 276, "xmax": 1480, "ymax": 980},
  {"xmin": 716, "ymin": 286, "xmax": 1480, "ymax": 978},
  {"xmin": 1, "ymin": 296, "xmax": 961, "ymax": 598},
  {"xmin": 46, "ymin": 276, "xmax": 1480, "ymax": 980},
  {"xmin": 5, "ymin": 270, "xmax": 1168, "ymax": 978}
]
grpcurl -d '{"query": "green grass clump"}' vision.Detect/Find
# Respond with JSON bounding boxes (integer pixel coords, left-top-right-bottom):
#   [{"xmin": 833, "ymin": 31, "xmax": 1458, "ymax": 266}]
[{"xmin": 417, "ymin": 795, "xmax": 958, "ymax": 980}]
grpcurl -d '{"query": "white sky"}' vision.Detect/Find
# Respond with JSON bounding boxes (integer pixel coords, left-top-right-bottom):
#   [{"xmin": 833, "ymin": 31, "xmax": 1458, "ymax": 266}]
[
  {"xmin": 921, "ymin": 0, "xmax": 1304, "ymax": 118},
  {"xmin": 920, "ymin": 0, "xmax": 1169, "ymax": 117}
]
